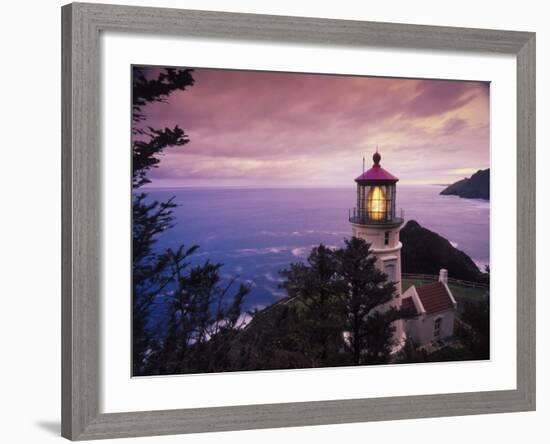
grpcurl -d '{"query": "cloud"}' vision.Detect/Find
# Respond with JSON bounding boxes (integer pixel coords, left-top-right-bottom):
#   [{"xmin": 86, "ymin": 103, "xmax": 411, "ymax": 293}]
[
  {"xmin": 440, "ymin": 117, "xmax": 468, "ymax": 136},
  {"xmin": 400, "ymin": 81, "xmax": 477, "ymax": 118},
  {"xmin": 137, "ymin": 67, "xmax": 490, "ymax": 187}
]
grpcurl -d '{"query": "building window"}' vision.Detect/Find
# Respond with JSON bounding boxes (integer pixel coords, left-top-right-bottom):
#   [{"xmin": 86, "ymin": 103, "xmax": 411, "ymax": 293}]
[
  {"xmin": 434, "ymin": 318, "xmax": 442, "ymax": 338},
  {"xmin": 384, "ymin": 231, "xmax": 390, "ymax": 245},
  {"xmin": 384, "ymin": 263, "xmax": 396, "ymax": 283}
]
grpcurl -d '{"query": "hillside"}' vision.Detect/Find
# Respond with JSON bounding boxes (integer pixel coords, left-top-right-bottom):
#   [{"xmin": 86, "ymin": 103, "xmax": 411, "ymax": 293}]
[
  {"xmin": 440, "ymin": 168, "xmax": 490, "ymax": 200},
  {"xmin": 400, "ymin": 220, "xmax": 487, "ymax": 283}
]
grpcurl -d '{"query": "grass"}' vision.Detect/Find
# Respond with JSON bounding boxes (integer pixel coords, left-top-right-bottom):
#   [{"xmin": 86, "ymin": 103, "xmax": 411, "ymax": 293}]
[{"xmin": 402, "ymin": 278, "xmax": 488, "ymax": 306}]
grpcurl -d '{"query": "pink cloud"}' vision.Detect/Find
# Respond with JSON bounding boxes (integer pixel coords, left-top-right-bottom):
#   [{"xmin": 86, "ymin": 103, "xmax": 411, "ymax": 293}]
[{"xmin": 135, "ymin": 67, "xmax": 490, "ymax": 187}]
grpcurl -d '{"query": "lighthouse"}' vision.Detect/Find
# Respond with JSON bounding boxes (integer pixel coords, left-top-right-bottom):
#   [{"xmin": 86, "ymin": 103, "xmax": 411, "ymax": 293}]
[{"xmin": 349, "ymin": 151, "xmax": 405, "ymax": 345}]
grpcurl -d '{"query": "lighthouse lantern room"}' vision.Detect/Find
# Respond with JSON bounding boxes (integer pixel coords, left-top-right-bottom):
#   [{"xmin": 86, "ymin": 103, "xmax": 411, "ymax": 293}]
[{"xmin": 350, "ymin": 151, "xmax": 401, "ymax": 225}]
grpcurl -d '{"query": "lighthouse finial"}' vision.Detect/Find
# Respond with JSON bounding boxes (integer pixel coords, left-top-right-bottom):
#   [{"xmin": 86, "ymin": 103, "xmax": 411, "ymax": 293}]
[{"xmin": 373, "ymin": 148, "xmax": 381, "ymax": 166}]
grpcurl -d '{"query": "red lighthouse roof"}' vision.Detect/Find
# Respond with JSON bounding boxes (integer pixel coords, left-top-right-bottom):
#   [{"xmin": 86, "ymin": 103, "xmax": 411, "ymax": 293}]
[{"xmin": 355, "ymin": 151, "xmax": 399, "ymax": 183}]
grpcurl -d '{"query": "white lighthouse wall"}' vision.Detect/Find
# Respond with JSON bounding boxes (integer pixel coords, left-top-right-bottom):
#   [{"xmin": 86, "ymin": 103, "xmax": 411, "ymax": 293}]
[
  {"xmin": 351, "ymin": 224, "xmax": 401, "ymax": 250},
  {"xmin": 405, "ymin": 310, "xmax": 456, "ymax": 347},
  {"xmin": 351, "ymin": 223, "xmax": 403, "ymax": 297}
]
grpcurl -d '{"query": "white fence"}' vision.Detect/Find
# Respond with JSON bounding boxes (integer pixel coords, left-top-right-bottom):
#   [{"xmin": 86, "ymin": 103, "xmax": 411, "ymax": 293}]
[{"xmin": 401, "ymin": 273, "xmax": 489, "ymax": 290}]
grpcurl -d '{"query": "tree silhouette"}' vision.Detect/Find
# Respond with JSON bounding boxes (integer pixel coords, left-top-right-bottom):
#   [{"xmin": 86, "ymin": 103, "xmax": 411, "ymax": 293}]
[
  {"xmin": 275, "ymin": 238, "xmax": 407, "ymax": 367},
  {"xmin": 335, "ymin": 237, "xmax": 401, "ymax": 364},
  {"xmin": 280, "ymin": 245, "xmax": 344, "ymax": 366},
  {"xmin": 132, "ymin": 66, "xmax": 196, "ymax": 374},
  {"xmin": 131, "ymin": 67, "xmax": 249, "ymax": 375}
]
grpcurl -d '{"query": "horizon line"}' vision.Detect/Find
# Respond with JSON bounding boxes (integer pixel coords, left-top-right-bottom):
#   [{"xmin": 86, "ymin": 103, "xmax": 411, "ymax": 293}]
[{"xmin": 139, "ymin": 183, "xmax": 449, "ymax": 191}]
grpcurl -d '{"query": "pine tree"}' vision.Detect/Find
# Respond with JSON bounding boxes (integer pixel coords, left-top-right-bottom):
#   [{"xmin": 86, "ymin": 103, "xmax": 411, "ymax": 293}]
[
  {"xmin": 131, "ymin": 66, "xmax": 195, "ymax": 375},
  {"xmin": 335, "ymin": 237, "xmax": 400, "ymax": 365},
  {"xmin": 280, "ymin": 245, "xmax": 345, "ymax": 366},
  {"xmin": 276, "ymin": 238, "xmax": 408, "ymax": 368},
  {"xmin": 131, "ymin": 67, "xmax": 250, "ymax": 375}
]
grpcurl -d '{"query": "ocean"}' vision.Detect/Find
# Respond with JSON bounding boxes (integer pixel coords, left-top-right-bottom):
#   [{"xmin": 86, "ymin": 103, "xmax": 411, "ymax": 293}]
[{"xmin": 139, "ymin": 185, "xmax": 490, "ymax": 311}]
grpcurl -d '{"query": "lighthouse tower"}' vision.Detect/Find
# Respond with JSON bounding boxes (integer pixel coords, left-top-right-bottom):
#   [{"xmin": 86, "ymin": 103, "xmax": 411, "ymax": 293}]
[{"xmin": 349, "ymin": 151, "xmax": 405, "ymax": 344}]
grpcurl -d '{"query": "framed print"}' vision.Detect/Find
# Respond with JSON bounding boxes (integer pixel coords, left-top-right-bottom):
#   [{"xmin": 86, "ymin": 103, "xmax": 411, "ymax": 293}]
[{"xmin": 61, "ymin": 2, "xmax": 535, "ymax": 440}]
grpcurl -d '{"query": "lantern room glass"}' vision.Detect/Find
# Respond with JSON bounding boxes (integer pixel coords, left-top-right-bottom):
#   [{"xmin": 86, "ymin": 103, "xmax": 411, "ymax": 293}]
[
  {"xmin": 355, "ymin": 183, "xmax": 396, "ymax": 223},
  {"xmin": 367, "ymin": 186, "xmax": 386, "ymax": 220}
]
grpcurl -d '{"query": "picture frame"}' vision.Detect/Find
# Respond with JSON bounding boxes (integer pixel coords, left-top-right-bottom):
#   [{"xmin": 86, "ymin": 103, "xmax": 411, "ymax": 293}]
[{"xmin": 61, "ymin": 2, "xmax": 536, "ymax": 440}]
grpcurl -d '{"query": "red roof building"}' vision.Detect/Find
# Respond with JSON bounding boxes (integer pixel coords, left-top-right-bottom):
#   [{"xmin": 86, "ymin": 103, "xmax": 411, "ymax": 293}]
[
  {"xmin": 401, "ymin": 269, "xmax": 458, "ymax": 346},
  {"xmin": 416, "ymin": 282, "xmax": 455, "ymax": 314}
]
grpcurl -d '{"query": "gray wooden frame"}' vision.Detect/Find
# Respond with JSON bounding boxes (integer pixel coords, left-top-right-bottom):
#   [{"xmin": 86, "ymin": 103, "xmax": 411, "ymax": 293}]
[{"xmin": 61, "ymin": 2, "xmax": 536, "ymax": 440}]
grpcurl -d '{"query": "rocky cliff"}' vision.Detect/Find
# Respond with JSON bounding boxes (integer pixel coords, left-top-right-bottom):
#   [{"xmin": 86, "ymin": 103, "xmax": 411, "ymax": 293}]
[
  {"xmin": 400, "ymin": 220, "xmax": 487, "ymax": 283},
  {"xmin": 440, "ymin": 169, "xmax": 489, "ymax": 200}
]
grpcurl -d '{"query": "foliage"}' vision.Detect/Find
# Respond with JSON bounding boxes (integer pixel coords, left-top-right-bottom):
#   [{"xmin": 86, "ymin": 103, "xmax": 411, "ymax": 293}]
[
  {"xmin": 132, "ymin": 67, "xmax": 195, "ymax": 188},
  {"xmin": 233, "ymin": 303, "xmax": 323, "ymax": 371},
  {"xmin": 132, "ymin": 194, "xmax": 179, "ymax": 373},
  {"xmin": 335, "ymin": 237, "xmax": 401, "ymax": 364},
  {"xmin": 131, "ymin": 67, "xmax": 249, "ymax": 376},
  {"xmin": 457, "ymin": 294, "xmax": 490, "ymax": 360},
  {"xmin": 278, "ymin": 245, "xmax": 345, "ymax": 366},
  {"xmin": 397, "ymin": 337, "xmax": 427, "ymax": 363},
  {"xmin": 237, "ymin": 238, "xmax": 409, "ymax": 370}
]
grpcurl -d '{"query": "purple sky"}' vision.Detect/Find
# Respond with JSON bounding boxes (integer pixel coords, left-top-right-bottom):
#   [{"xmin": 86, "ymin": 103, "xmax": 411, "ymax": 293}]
[{"xmin": 137, "ymin": 67, "xmax": 490, "ymax": 188}]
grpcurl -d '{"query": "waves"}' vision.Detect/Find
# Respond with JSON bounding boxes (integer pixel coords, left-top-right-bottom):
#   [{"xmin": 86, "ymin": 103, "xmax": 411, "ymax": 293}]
[
  {"xmin": 264, "ymin": 272, "xmax": 284, "ymax": 283},
  {"xmin": 146, "ymin": 186, "xmax": 489, "ymax": 310},
  {"xmin": 260, "ymin": 229, "xmax": 349, "ymax": 237},
  {"xmin": 291, "ymin": 246, "xmax": 310, "ymax": 258}
]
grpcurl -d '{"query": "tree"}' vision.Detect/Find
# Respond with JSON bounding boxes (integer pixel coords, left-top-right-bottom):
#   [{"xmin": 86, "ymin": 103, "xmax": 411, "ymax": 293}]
[
  {"xmin": 132, "ymin": 66, "xmax": 194, "ymax": 187},
  {"xmin": 398, "ymin": 337, "xmax": 427, "ymax": 363},
  {"xmin": 279, "ymin": 245, "xmax": 345, "ymax": 366},
  {"xmin": 276, "ymin": 238, "xmax": 408, "ymax": 368},
  {"xmin": 132, "ymin": 66, "xmax": 196, "ymax": 375},
  {"xmin": 459, "ymin": 294, "xmax": 490, "ymax": 360},
  {"xmin": 131, "ymin": 67, "xmax": 249, "ymax": 375},
  {"xmin": 231, "ymin": 302, "xmax": 315, "ymax": 371},
  {"xmin": 335, "ymin": 237, "xmax": 401, "ymax": 365},
  {"xmin": 145, "ymin": 247, "xmax": 249, "ymax": 375},
  {"xmin": 132, "ymin": 194, "xmax": 180, "ymax": 374}
]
